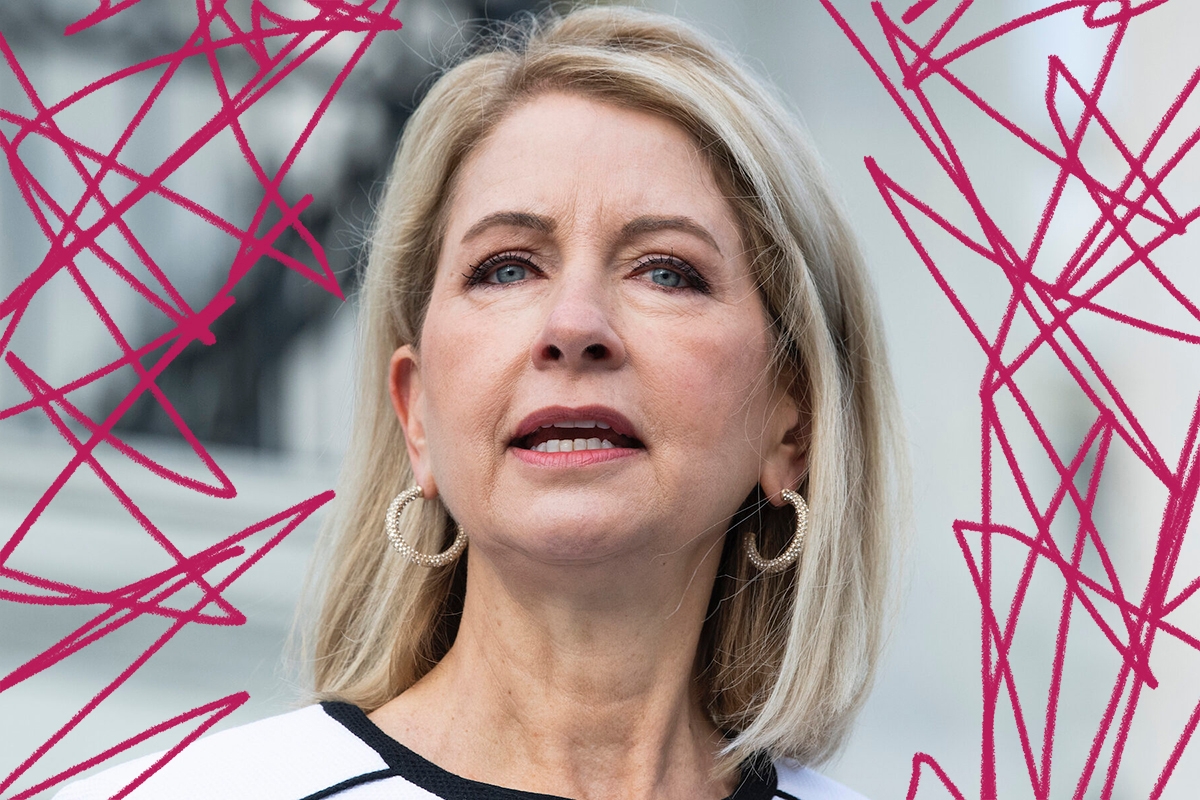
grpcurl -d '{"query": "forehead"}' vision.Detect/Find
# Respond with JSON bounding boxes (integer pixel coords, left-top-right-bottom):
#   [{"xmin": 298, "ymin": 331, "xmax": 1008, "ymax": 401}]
[{"xmin": 443, "ymin": 92, "xmax": 742, "ymax": 245}]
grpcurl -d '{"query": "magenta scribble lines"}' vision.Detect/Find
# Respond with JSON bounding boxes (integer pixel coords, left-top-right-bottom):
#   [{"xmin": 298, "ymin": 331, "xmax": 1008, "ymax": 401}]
[
  {"xmin": 0, "ymin": 1, "xmax": 401, "ymax": 797},
  {"xmin": 64, "ymin": 0, "xmax": 149, "ymax": 36},
  {"xmin": 820, "ymin": 0, "xmax": 1200, "ymax": 798}
]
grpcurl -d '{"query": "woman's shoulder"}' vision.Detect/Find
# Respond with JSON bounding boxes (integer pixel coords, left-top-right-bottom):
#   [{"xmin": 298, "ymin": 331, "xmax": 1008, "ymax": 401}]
[
  {"xmin": 772, "ymin": 760, "xmax": 870, "ymax": 800},
  {"xmin": 53, "ymin": 704, "xmax": 390, "ymax": 800}
]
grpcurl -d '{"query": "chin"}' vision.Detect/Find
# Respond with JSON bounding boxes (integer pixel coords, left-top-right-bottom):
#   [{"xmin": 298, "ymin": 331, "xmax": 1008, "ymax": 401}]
[{"xmin": 491, "ymin": 514, "xmax": 654, "ymax": 567}]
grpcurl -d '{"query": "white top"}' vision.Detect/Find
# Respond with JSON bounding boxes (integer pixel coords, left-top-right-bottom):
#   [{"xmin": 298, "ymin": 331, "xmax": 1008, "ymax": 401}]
[{"xmin": 54, "ymin": 703, "xmax": 868, "ymax": 800}]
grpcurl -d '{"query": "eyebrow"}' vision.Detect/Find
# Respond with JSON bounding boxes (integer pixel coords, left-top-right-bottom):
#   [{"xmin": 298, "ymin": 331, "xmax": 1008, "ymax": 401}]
[
  {"xmin": 461, "ymin": 211, "xmax": 555, "ymax": 243},
  {"xmin": 459, "ymin": 211, "xmax": 723, "ymax": 256},
  {"xmin": 620, "ymin": 215, "xmax": 724, "ymax": 256}
]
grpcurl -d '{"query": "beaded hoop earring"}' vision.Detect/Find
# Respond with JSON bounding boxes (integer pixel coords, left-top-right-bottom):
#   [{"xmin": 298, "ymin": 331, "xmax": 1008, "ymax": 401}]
[
  {"xmin": 384, "ymin": 485, "xmax": 468, "ymax": 568},
  {"xmin": 744, "ymin": 488, "xmax": 808, "ymax": 574}
]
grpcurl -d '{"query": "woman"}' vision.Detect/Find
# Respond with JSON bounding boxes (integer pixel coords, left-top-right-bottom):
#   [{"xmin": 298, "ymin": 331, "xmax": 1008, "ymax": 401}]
[{"xmin": 58, "ymin": 5, "xmax": 900, "ymax": 799}]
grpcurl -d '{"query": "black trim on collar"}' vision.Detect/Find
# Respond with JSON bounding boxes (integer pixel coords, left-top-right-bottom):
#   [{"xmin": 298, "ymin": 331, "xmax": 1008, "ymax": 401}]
[
  {"xmin": 320, "ymin": 701, "xmax": 778, "ymax": 800},
  {"xmin": 731, "ymin": 750, "xmax": 781, "ymax": 800},
  {"xmin": 295, "ymin": 768, "xmax": 398, "ymax": 800}
]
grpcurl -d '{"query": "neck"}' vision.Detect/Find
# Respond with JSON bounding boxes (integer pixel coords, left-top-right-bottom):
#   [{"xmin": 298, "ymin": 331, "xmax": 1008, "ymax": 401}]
[{"xmin": 369, "ymin": 541, "xmax": 735, "ymax": 800}]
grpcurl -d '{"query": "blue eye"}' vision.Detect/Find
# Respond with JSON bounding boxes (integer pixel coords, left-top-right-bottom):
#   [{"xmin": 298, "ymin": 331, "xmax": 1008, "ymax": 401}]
[
  {"xmin": 648, "ymin": 266, "xmax": 684, "ymax": 288},
  {"xmin": 465, "ymin": 253, "xmax": 538, "ymax": 286},
  {"xmin": 491, "ymin": 264, "xmax": 528, "ymax": 284},
  {"xmin": 638, "ymin": 256, "xmax": 707, "ymax": 291}
]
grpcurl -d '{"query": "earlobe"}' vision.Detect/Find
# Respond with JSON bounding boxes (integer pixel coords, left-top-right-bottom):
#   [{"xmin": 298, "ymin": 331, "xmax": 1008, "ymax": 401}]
[
  {"xmin": 389, "ymin": 345, "xmax": 438, "ymax": 498},
  {"xmin": 760, "ymin": 450, "xmax": 808, "ymax": 507}
]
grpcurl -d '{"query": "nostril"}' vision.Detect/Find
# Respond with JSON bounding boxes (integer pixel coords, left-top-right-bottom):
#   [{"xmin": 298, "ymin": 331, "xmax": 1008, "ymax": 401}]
[
  {"xmin": 546, "ymin": 344, "xmax": 562, "ymax": 360},
  {"xmin": 584, "ymin": 343, "xmax": 608, "ymax": 360}
]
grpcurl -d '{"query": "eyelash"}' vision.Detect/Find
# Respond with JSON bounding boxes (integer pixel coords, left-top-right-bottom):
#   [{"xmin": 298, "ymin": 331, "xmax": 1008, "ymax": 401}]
[
  {"xmin": 463, "ymin": 252, "xmax": 536, "ymax": 286},
  {"xmin": 462, "ymin": 251, "xmax": 711, "ymax": 294}
]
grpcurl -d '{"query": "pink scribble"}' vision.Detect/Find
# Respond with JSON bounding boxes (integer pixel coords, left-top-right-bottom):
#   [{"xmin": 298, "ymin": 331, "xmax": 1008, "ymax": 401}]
[
  {"xmin": 0, "ymin": 1, "xmax": 399, "ymax": 796},
  {"xmin": 819, "ymin": 0, "xmax": 1200, "ymax": 798}
]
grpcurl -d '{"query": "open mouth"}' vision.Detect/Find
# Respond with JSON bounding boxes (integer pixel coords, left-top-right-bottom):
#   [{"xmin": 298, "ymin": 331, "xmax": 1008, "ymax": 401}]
[{"xmin": 512, "ymin": 420, "xmax": 644, "ymax": 453}]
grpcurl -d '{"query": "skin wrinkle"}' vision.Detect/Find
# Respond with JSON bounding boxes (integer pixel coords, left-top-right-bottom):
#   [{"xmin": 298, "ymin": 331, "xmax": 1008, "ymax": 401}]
[{"xmin": 372, "ymin": 93, "xmax": 808, "ymax": 800}]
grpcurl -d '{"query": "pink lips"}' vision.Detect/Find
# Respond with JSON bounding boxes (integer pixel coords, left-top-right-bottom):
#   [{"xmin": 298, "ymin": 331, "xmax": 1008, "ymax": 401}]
[
  {"xmin": 510, "ymin": 446, "xmax": 640, "ymax": 467},
  {"xmin": 510, "ymin": 405, "xmax": 641, "ymax": 443},
  {"xmin": 509, "ymin": 405, "xmax": 643, "ymax": 467}
]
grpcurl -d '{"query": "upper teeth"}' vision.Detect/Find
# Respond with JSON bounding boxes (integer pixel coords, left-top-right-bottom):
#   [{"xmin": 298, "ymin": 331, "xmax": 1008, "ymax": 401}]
[
  {"xmin": 539, "ymin": 420, "xmax": 611, "ymax": 430},
  {"xmin": 534, "ymin": 438, "xmax": 614, "ymax": 453}
]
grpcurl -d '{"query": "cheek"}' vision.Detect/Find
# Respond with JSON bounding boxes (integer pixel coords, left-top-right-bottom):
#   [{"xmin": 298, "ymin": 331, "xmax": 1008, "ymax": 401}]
[
  {"xmin": 641, "ymin": 312, "xmax": 775, "ymax": 452},
  {"xmin": 417, "ymin": 300, "xmax": 523, "ymax": 481},
  {"xmin": 415, "ymin": 309, "xmax": 489, "ymax": 470}
]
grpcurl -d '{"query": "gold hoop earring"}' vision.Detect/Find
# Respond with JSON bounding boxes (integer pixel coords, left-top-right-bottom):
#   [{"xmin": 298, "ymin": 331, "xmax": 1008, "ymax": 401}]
[
  {"xmin": 384, "ymin": 486, "xmax": 467, "ymax": 567},
  {"xmin": 744, "ymin": 488, "xmax": 808, "ymax": 574}
]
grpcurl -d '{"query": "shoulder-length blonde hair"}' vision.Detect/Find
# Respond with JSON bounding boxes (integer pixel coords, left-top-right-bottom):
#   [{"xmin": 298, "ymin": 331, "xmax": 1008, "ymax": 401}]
[{"xmin": 309, "ymin": 3, "xmax": 901, "ymax": 768}]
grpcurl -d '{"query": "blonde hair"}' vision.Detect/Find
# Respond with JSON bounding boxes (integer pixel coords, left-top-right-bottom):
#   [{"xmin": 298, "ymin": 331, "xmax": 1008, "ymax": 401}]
[{"xmin": 308, "ymin": 4, "xmax": 902, "ymax": 768}]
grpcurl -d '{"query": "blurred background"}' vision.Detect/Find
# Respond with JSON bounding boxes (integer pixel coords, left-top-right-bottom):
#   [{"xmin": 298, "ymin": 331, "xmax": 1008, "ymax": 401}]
[{"xmin": 2, "ymin": 0, "xmax": 1199, "ymax": 798}]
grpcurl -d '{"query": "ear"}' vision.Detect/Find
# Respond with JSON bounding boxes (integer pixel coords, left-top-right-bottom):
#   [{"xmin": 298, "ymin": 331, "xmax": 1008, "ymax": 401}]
[
  {"xmin": 758, "ymin": 393, "xmax": 809, "ymax": 508},
  {"xmin": 389, "ymin": 345, "xmax": 438, "ymax": 499}
]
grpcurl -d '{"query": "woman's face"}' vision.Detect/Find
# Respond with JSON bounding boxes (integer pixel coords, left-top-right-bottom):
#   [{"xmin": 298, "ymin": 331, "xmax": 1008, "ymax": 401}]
[{"xmin": 392, "ymin": 92, "xmax": 804, "ymax": 571}]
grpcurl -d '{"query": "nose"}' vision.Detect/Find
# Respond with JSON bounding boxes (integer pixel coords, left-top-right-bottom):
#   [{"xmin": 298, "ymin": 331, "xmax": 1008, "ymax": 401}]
[{"xmin": 531, "ymin": 274, "xmax": 626, "ymax": 370}]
